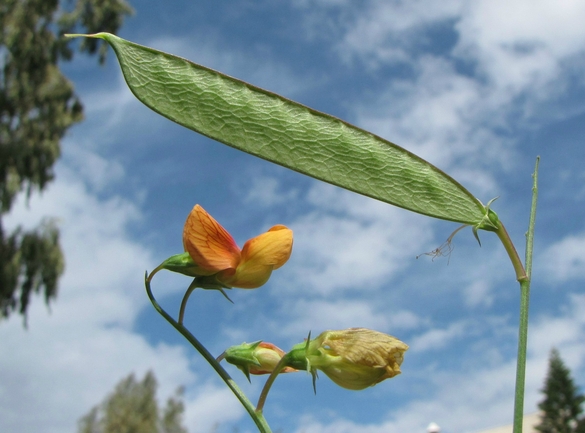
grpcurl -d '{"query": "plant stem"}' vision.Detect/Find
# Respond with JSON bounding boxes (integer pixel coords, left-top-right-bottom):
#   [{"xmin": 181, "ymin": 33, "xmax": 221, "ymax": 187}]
[
  {"xmin": 495, "ymin": 222, "xmax": 527, "ymax": 282},
  {"xmin": 524, "ymin": 157, "xmax": 538, "ymax": 279},
  {"xmin": 256, "ymin": 356, "xmax": 289, "ymax": 413},
  {"xmin": 144, "ymin": 273, "xmax": 273, "ymax": 433},
  {"xmin": 178, "ymin": 280, "xmax": 197, "ymax": 325},
  {"xmin": 511, "ymin": 157, "xmax": 539, "ymax": 433}
]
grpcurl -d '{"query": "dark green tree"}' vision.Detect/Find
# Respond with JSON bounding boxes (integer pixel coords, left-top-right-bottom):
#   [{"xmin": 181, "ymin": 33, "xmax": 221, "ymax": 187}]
[
  {"xmin": 577, "ymin": 418, "xmax": 585, "ymax": 433},
  {"xmin": 536, "ymin": 348, "xmax": 585, "ymax": 433},
  {"xmin": 0, "ymin": 0, "xmax": 133, "ymax": 323},
  {"xmin": 77, "ymin": 371, "xmax": 188, "ymax": 433}
]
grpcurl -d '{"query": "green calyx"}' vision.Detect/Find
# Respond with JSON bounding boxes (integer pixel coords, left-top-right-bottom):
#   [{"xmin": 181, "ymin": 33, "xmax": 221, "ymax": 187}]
[
  {"xmin": 472, "ymin": 197, "xmax": 501, "ymax": 243},
  {"xmin": 283, "ymin": 342, "xmax": 311, "ymax": 372},
  {"xmin": 156, "ymin": 252, "xmax": 205, "ymax": 278},
  {"xmin": 223, "ymin": 341, "xmax": 264, "ymax": 381},
  {"xmin": 283, "ymin": 334, "xmax": 322, "ymax": 393},
  {"xmin": 147, "ymin": 253, "xmax": 234, "ymax": 302}
]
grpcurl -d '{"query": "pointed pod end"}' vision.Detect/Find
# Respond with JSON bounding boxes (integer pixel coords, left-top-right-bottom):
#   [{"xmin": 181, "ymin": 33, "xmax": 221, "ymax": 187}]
[{"xmin": 64, "ymin": 32, "xmax": 112, "ymax": 40}]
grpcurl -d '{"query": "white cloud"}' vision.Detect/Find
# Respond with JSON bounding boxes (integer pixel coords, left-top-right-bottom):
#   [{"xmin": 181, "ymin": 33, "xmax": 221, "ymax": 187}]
[
  {"xmin": 336, "ymin": 0, "xmax": 464, "ymax": 67},
  {"xmin": 242, "ymin": 175, "xmax": 300, "ymax": 208},
  {"xmin": 326, "ymin": 0, "xmax": 585, "ymax": 98},
  {"xmin": 0, "ymin": 141, "xmax": 243, "ymax": 433},
  {"xmin": 79, "ymin": 70, "xmax": 141, "ymax": 135},
  {"xmin": 147, "ymin": 34, "xmax": 314, "ymax": 99},
  {"xmin": 65, "ymin": 144, "xmax": 126, "ymax": 192},
  {"xmin": 294, "ymin": 294, "xmax": 585, "ymax": 433},
  {"xmin": 539, "ymin": 231, "xmax": 585, "ymax": 281},
  {"xmin": 184, "ymin": 384, "xmax": 245, "ymax": 433},
  {"xmin": 409, "ymin": 320, "xmax": 467, "ymax": 352},
  {"xmin": 455, "ymin": 0, "xmax": 585, "ymax": 95},
  {"xmin": 278, "ymin": 298, "xmax": 421, "ymax": 338},
  {"xmin": 284, "ymin": 183, "xmax": 433, "ymax": 296},
  {"xmin": 528, "ymin": 294, "xmax": 585, "ymax": 366},
  {"xmin": 464, "ymin": 280, "xmax": 493, "ymax": 308},
  {"xmin": 354, "ymin": 54, "xmax": 513, "ymax": 185},
  {"xmin": 294, "ymin": 0, "xmax": 585, "ymax": 206}
]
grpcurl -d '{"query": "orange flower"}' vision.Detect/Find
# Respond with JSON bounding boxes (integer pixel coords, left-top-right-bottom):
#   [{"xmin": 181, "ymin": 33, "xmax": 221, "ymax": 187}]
[{"xmin": 182, "ymin": 205, "xmax": 293, "ymax": 289}]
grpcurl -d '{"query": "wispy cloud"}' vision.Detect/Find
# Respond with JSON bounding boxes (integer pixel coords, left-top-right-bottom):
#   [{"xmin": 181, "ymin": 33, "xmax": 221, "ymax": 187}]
[
  {"xmin": 294, "ymin": 294, "xmax": 585, "ymax": 433},
  {"xmin": 148, "ymin": 33, "xmax": 316, "ymax": 99},
  {"xmin": 0, "ymin": 140, "xmax": 243, "ymax": 433},
  {"xmin": 539, "ymin": 231, "xmax": 585, "ymax": 282},
  {"xmin": 282, "ymin": 183, "xmax": 433, "ymax": 296}
]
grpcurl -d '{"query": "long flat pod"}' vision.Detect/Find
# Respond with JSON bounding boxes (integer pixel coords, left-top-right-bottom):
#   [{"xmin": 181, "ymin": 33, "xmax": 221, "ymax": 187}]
[{"xmin": 77, "ymin": 33, "xmax": 487, "ymax": 225}]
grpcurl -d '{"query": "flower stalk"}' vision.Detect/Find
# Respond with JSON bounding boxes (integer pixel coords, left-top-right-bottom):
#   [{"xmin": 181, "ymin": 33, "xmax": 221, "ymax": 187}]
[{"xmin": 144, "ymin": 273, "xmax": 273, "ymax": 433}]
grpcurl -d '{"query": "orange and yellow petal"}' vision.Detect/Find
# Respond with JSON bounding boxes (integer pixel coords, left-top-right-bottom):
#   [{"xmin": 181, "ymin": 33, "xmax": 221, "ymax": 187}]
[
  {"xmin": 182, "ymin": 204, "xmax": 241, "ymax": 274},
  {"xmin": 222, "ymin": 225, "xmax": 293, "ymax": 288},
  {"xmin": 242, "ymin": 225, "xmax": 293, "ymax": 269}
]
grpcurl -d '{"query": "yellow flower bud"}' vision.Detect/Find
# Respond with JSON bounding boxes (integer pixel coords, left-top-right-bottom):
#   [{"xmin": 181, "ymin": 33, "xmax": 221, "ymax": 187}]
[{"xmin": 287, "ymin": 328, "xmax": 408, "ymax": 390}]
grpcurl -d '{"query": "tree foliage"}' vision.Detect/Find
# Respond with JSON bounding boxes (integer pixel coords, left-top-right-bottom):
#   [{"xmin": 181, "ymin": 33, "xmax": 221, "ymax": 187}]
[
  {"xmin": 77, "ymin": 371, "xmax": 188, "ymax": 433},
  {"xmin": 0, "ymin": 0, "xmax": 133, "ymax": 322},
  {"xmin": 536, "ymin": 348, "xmax": 585, "ymax": 433}
]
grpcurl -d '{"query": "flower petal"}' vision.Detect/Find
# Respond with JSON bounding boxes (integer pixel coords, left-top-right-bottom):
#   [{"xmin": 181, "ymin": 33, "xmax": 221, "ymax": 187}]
[
  {"xmin": 250, "ymin": 342, "xmax": 297, "ymax": 375},
  {"xmin": 308, "ymin": 328, "xmax": 409, "ymax": 390},
  {"xmin": 182, "ymin": 205, "xmax": 241, "ymax": 273},
  {"xmin": 223, "ymin": 225, "xmax": 293, "ymax": 288}
]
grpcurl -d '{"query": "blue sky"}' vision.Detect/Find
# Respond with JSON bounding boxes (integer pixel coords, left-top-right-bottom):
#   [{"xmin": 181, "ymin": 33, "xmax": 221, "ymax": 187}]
[{"xmin": 2, "ymin": 1, "xmax": 585, "ymax": 432}]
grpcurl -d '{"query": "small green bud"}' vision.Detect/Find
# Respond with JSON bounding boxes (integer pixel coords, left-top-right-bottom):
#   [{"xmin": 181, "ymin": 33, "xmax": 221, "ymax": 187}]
[
  {"xmin": 222, "ymin": 341, "xmax": 297, "ymax": 381},
  {"xmin": 156, "ymin": 252, "xmax": 213, "ymax": 277}
]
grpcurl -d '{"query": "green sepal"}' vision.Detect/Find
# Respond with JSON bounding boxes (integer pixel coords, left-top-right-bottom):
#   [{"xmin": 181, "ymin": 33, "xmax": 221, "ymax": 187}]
[
  {"xmin": 157, "ymin": 252, "xmax": 207, "ymax": 277},
  {"xmin": 282, "ymin": 332, "xmax": 320, "ymax": 393},
  {"xmin": 283, "ymin": 332, "xmax": 313, "ymax": 372},
  {"xmin": 472, "ymin": 197, "xmax": 501, "ymax": 244},
  {"xmin": 223, "ymin": 341, "xmax": 264, "ymax": 382},
  {"xmin": 190, "ymin": 275, "xmax": 234, "ymax": 302},
  {"xmin": 312, "ymin": 369, "xmax": 319, "ymax": 395},
  {"xmin": 282, "ymin": 344, "xmax": 309, "ymax": 371}
]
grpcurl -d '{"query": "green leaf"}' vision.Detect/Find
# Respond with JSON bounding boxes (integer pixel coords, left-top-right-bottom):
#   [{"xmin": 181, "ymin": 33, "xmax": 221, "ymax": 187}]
[{"xmin": 70, "ymin": 33, "xmax": 487, "ymax": 224}]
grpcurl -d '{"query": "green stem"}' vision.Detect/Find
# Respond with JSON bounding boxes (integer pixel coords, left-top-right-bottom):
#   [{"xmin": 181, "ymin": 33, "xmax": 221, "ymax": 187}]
[
  {"xmin": 256, "ymin": 356, "xmax": 289, "ymax": 413},
  {"xmin": 524, "ymin": 157, "xmax": 539, "ymax": 279},
  {"xmin": 144, "ymin": 273, "xmax": 272, "ymax": 433},
  {"xmin": 178, "ymin": 280, "xmax": 197, "ymax": 325},
  {"xmin": 513, "ymin": 279, "xmax": 531, "ymax": 433},
  {"xmin": 511, "ymin": 157, "xmax": 539, "ymax": 433},
  {"xmin": 495, "ymin": 222, "xmax": 527, "ymax": 282}
]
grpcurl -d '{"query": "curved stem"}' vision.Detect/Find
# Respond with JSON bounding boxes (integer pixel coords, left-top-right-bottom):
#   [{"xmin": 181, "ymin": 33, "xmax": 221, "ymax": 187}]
[
  {"xmin": 144, "ymin": 273, "xmax": 272, "ymax": 433},
  {"xmin": 146, "ymin": 263, "xmax": 165, "ymax": 284},
  {"xmin": 178, "ymin": 280, "xmax": 197, "ymax": 325},
  {"xmin": 256, "ymin": 356, "xmax": 289, "ymax": 413},
  {"xmin": 512, "ymin": 157, "xmax": 538, "ymax": 433},
  {"xmin": 495, "ymin": 222, "xmax": 527, "ymax": 282}
]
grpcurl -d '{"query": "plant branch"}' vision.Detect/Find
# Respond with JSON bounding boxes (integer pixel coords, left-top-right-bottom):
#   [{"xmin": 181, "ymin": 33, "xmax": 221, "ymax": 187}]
[
  {"xmin": 256, "ymin": 356, "xmax": 289, "ymax": 413},
  {"xmin": 144, "ymin": 273, "xmax": 272, "ymax": 433},
  {"xmin": 512, "ymin": 156, "xmax": 539, "ymax": 433},
  {"xmin": 495, "ymin": 222, "xmax": 527, "ymax": 282},
  {"xmin": 178, "ymin": 280, "xmax": 197, "ymax": 325}
]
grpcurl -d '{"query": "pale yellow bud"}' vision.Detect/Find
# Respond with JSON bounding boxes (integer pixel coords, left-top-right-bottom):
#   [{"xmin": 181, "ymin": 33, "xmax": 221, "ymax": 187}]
[{"xmin": 305, "ymin": 328, "xmax": 408, "ymax": 390}]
